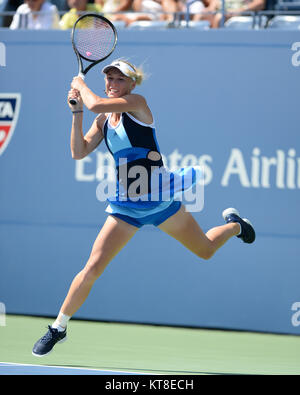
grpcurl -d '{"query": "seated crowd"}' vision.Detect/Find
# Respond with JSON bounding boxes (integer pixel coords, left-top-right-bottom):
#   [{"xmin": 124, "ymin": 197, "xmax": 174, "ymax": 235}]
[{"xmin": 7, "ymin": 0, "xmax": 267, "ymax": 29}]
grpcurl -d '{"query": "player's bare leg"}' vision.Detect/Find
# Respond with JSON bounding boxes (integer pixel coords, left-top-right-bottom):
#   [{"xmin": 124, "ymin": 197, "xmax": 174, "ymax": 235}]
[
  {"xmin": 32, "ymin": 216, "xmax": 138, "ymax": 356},
  {"xmin": 158, "ymin": 205, "xmax": 240, "ymax": 260},
  {"xmin": 60, "ymin": 216, "xmax": 137, "ymax": 317}
]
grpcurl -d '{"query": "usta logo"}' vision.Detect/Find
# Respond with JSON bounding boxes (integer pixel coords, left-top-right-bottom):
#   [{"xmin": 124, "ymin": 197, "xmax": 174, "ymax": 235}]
[{"xmin": 0, "ymin": 93, "xmax": 21, "ymax": 156}]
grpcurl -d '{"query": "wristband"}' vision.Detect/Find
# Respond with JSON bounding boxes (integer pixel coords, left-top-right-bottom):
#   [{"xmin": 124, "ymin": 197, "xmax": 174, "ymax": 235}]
[{"xmin": 72, "ymin": 110, "xmax": 83, "ymax": 114}]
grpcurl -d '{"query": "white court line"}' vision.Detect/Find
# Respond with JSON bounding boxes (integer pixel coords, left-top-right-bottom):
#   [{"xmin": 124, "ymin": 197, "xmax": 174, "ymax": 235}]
[{"xmin": 0, "ymin": 361, "xmax": 150, "ymax": 375}]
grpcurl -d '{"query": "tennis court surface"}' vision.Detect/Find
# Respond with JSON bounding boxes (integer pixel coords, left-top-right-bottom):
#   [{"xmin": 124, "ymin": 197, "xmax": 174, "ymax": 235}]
[{"xmin": 1, "ymin": 315, "xmax": 299, "ymax": 375}]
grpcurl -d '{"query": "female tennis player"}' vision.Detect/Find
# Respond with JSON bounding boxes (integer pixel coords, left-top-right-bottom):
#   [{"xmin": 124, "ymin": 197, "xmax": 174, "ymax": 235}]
[{"xmin": 32, "ymin": 59, "xmax": 255, "ymax": 357}]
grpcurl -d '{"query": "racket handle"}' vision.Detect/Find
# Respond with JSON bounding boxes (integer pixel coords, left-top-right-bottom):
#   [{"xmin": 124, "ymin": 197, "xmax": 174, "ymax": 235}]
[{"xmin": 69, "ymin": 73, "xmax": 86, "ymax": 105}]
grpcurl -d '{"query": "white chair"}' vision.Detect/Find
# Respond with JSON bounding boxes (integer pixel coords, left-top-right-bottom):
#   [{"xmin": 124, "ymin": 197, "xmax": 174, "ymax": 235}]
[
  {"xmin": 276, "ymin": 0, "xmax": 300, "ymax": 11},
  {"xmin": 267, "ymin": 15, "xmax": 300, "ymax": 29},
  {"xmin": 180, "ymin": 20, "xmax": 210, "ymax": 29},
  {"xmin": 111, "ymin": 20, "xmax": 127, "ymax": 30},
  {"xmin": 224, "ymin": 16, "xmax": 255, "ymax": 29},
  {"xmin": 224, "ymin": 15, "xmax": 267, "ymax": 29},
  {"xmin": 256, "ymin": 15, "xmax": 268, "ymax": 28},
  {"xmin": 127, "ymin": 20, "xmax": 169, "ymax": 30},
  {"xmin": 0, "ymin": 0, "xmax": 9, "ymax": 27}
]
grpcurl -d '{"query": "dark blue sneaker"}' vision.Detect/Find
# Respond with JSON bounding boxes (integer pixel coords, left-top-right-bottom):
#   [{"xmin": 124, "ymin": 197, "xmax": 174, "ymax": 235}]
[
  {"xmin": 222, "ymin": 208, "xmax": 256, "ymax": 244},
  {"xmin": 32, "ymin": 325, "xmax": 67, "ymax": 357}
]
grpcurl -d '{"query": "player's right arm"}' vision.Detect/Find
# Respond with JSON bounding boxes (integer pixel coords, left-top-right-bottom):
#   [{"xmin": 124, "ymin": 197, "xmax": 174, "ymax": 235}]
[{"xmin": 68, "ymin": 89, "xmax": 104, "ymax": 160}]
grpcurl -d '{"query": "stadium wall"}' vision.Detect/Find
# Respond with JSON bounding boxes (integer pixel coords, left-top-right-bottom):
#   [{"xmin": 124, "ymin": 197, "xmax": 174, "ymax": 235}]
[{"xmin": 0, "ymin": 29, "xmax": 299, "ymax": 335}]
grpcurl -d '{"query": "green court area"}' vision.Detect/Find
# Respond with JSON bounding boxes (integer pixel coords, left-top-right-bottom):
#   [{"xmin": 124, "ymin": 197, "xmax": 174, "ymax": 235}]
[{"xmin": 1, "ymin": 315, "xmax": 300, "ymax": 375}]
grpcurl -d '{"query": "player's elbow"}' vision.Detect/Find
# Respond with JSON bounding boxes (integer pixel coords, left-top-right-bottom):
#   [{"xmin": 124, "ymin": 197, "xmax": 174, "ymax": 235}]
[
  {"xmin": 72, "ymin": 152, "xmax": 83, "ymax": 160},
  {"xmin": 72, "ymin": 154, "xmax": 81, "ymax": 160},
  {"xmin": 71, "ymin": 149, "xmax": 86, "ymax": 160},
  {"xmin": 86, "ymin": 103, "xmax": 98, "ymax": 113},
  {"xmin": 87, "ymin": 98, "xmax": 104, "ymax": 113}
]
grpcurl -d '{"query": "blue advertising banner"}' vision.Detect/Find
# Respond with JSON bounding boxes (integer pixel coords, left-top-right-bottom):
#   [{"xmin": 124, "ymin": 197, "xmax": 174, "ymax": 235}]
[{"xmin": 0, "ymin": 29, "xmax": 299, "ymax": 334}]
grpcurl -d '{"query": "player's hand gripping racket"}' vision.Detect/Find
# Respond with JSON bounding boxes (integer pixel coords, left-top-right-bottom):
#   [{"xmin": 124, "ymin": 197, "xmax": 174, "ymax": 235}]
[{"xmin": 69, "ymin": 13, "xmax": 117, "ymax": 105}]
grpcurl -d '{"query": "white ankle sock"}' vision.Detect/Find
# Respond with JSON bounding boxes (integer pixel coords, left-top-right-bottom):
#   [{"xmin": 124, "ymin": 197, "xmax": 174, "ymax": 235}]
[
  {"xmin": 236, "ymin": 223, "xmax": 242, "ymax": 236},
  {"xmin": 52, "ymin": 312, "xmax": 70, "ymax": 331}
]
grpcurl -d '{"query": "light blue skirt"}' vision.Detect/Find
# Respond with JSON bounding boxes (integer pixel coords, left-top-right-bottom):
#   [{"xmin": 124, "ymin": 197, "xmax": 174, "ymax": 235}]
[{"xmin": 106, "ymin": 166, "xmax": 203, "ymax": 219}]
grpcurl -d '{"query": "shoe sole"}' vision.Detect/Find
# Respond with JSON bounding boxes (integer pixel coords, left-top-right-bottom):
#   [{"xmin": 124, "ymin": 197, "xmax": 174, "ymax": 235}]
[
  {"xmin": 32, "ymin": 336, "xmax": 67, "ymax": 357},
  {"xmin": 242, "ymin": 217, "xmax": 254, "ymax": 228}
]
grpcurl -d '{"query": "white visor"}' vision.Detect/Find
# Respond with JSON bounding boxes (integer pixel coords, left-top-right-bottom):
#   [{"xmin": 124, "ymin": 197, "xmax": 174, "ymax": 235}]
[{"xmin": 102, "ymin": 60, "xmax": 136, "ymax": 81}]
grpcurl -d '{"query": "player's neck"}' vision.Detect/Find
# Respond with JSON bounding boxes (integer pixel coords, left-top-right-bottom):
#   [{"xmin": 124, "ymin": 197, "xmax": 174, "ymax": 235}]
[
  {"xmin": 109, "ymin": 113, "xmax": 122, "ymax": 127},
  {"xmin": 111, "ymin": 113, "xmax": 121, "ymax": 121}
]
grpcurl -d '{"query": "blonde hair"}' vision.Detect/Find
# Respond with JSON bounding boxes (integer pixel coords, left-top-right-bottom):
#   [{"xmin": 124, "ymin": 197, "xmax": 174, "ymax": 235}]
[{"xmin": 117, "ymin": 59, "xmax": 145, "ymax": 86}]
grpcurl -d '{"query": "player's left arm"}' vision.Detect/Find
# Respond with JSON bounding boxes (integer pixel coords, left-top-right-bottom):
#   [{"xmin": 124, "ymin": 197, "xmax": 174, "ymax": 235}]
[{"xmin": 71, "ymin": 77, "xmax": 147, "ymax": 114}]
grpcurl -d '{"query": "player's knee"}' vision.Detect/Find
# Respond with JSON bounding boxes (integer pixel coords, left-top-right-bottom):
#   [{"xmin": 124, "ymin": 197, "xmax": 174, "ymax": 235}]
[
  {"xmin": 197, "ymin": 246, "xmax": 215, "ymax": 261},
  {"xmin": 83, "ymin": 255, "xmax": 107, "ymax": 282}
]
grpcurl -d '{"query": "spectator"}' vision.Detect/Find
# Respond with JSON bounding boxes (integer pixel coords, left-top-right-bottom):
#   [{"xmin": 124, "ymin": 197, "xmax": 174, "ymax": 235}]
[
  {"xmin": 177, "ymin": 0, "xmax": 219, "ymax": 24},
  {"xmin": 178, "ymin": 0, "xmax": 206, "ymax": 21},
  {"xmin": 132, "ymin": 0, "xmax": 178, "ymax": 22},
  {"xmin": 10, "ymin": 0, "xmax": 60, "ymax": 29},
  {"xmin": 99, "ymin": 0, "xmax": 135, "ymax": 25},
  {"xmin": 99, "ymin": 0, "xmax": 162, "ymax": 26},
  {"xmin": 210, "ymin": 0, "xmax": 266, "ymax": 28},
  {"xmin": 59, "ymin": 0, "xmax": 102, "ymax": 29},
  {"xmin": 99, "ymin": 0, "xmax": 132, "ymax": 14}
]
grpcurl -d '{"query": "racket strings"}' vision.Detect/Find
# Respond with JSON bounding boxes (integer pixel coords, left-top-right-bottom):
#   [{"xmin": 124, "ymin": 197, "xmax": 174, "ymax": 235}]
[{"xmin": 74, "ymin": 16, "xmax": 115, "ymax": 61}]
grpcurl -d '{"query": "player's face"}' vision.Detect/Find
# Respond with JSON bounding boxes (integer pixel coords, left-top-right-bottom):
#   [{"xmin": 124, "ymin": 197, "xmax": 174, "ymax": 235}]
[{"xmin": 105, "ymin": 70, "xmax": 134, "ymax": 98}]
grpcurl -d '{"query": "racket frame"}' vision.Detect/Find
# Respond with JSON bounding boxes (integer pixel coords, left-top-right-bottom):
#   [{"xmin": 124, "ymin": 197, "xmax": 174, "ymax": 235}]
[{"xmin": 69, "ymin": 13, "xmax": 117, "ymax": 105}]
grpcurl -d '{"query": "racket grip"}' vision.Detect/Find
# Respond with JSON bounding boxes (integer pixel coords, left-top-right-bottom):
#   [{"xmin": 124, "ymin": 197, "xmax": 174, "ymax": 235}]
[{"xmin": 69, "ymin": 73, "xmax": 85, "ymax": 105}]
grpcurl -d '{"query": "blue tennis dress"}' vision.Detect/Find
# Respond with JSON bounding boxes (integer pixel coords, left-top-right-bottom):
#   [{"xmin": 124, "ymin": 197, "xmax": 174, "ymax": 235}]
[{"xmin": 103, "ymin": 112, "xmax": 202, "ymax": 228}]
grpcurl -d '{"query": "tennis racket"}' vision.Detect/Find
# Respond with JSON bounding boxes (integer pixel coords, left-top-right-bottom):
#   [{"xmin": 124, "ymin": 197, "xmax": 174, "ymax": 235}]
[{"xmin": 69, "ymin": 13, "xmax": 117, "ymax": 105}]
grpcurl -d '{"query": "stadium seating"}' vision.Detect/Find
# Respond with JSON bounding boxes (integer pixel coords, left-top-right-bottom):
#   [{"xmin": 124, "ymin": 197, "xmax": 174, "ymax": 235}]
[
  {"xmin": 224, "ymin": 15, "xmax": 268, "ymax": 29},
  {"xmin": 180, "ymin": 20, "xmax": 210, "ymax": 29},
  {"xmin": 127, "ymin": 20, "xmax": 170, "ymax": 30},
  {"xmin": 3, "ymin": 0, "xmax": 300, "ymax": 30},
  {"xmin": 276, "ymin": 0, "xmax": 300, "ymax": 10},
  {"xmin": 267, "ymin": 14, "xmax": 300, "ymax": 28},
  {"xmin": 0, "ymin": 0, "xmax": 9, "ymax": 12},
  {"xmin": 111, "ymin": 20, "xmax": 127, "ymax": 30},
  {"xmin": 127, "ymin": 19, "xmax": 211, "ymax": 30},
  {"xmin": 0, "ymin": 0, "xmax": 9, "ymax": 25}
]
